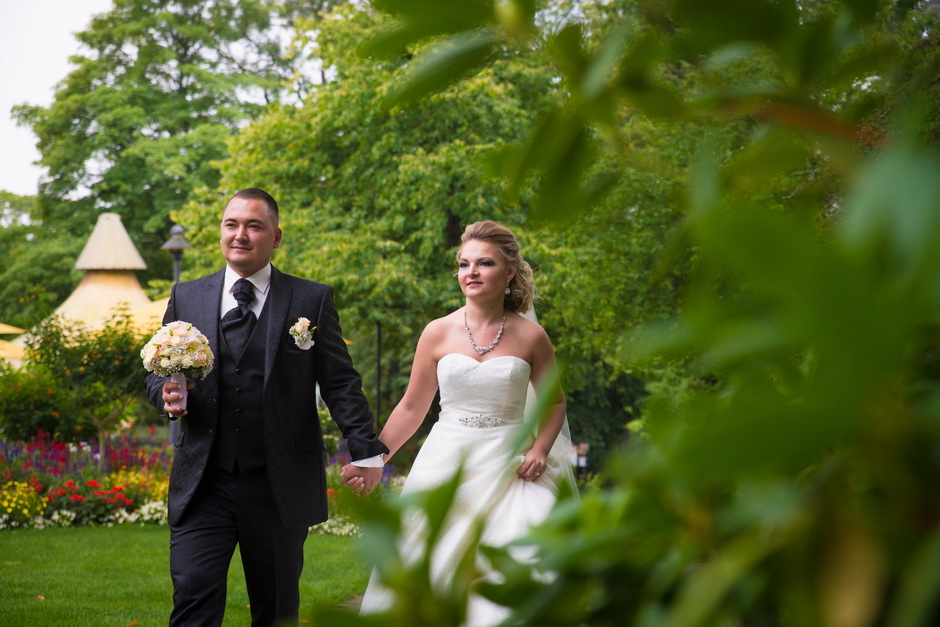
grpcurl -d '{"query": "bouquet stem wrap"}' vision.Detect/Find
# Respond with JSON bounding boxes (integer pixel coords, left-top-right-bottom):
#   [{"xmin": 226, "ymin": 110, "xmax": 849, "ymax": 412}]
[{"xmin": 170, "ymin": 372, "xmax": 188, "ymax": 411}]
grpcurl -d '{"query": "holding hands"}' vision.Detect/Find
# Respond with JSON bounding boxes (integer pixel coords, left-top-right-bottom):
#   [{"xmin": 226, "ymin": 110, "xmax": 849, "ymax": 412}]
[{"xmin": 340, "ymin": 464, "xmax": 383, "ymax": 495}]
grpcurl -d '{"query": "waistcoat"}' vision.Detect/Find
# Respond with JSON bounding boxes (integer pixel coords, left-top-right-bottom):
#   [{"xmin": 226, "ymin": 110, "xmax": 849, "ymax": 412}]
[{"xmin": 212, "ymin": 302, "xmax": 270, "ymax": 472}]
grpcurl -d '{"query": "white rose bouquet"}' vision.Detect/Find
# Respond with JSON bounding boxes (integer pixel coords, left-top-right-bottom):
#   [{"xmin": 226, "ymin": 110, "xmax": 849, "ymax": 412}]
[
  {"xmin": 289, "ymin": 317, "xmax": 316, "ymax": 350},
  {"xmin": 141, "ymin": 321, "xmax": 214, "ymax": 411}
]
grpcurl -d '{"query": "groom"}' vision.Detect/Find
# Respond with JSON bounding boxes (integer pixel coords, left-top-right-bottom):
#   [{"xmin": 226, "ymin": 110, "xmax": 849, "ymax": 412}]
[{"xmin": 145, "ymin": 188, "xmax": 386, "ymax": 625}]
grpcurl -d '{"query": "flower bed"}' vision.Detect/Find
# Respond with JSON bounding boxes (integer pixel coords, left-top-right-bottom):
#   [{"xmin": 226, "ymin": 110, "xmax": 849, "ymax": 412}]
[
  {"xmin": 1, "ymin": 429, "xmax": 170, "ymax": 529},
  {"xmin": 1, "ymin": 430, "xmax": 400, "ymax": 533}
]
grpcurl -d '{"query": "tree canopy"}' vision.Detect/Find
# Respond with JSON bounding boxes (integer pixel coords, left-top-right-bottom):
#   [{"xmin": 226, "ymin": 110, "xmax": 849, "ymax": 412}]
[{"xmin": 2, "ymin": 0, "xmax": 329, "ymax": 326}]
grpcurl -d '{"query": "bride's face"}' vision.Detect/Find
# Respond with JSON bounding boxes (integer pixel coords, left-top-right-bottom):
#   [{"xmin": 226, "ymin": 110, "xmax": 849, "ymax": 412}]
[{"xmin": 457, "ymin": 239, "xmax": 514, "ymax": 300}]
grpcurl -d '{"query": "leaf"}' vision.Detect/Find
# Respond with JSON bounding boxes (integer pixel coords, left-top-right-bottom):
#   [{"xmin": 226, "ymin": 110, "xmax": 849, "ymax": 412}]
[
  {"xmin": 383, "ymin": 29, "xmax": 501, "ymax": 108},
  {"xmin": 886, "ymin": 526, "xmax": 940, "ymax": 627},
  {"xmin": 580, "ymin": 21, "xmax": 631, "ymax": 102},
  {"xmin": 674, "ymin": 0, "xmax": 799, "ymax": 53}
]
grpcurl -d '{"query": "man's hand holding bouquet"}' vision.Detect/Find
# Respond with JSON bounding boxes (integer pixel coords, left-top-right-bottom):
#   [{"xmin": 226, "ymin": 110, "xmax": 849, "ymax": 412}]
[{"xmin": 141, "ymin": 321, "xmax": 214, "ymax": 416}]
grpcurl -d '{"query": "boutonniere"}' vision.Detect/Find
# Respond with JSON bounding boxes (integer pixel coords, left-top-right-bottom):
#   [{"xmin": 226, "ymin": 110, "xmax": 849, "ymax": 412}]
[{"xmin": 289, "ymin": 317, "xmax": 316, "ymax": 350}]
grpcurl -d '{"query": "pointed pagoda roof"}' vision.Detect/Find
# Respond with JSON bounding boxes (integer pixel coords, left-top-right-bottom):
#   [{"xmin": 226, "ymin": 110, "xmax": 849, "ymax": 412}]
[
  {"xmin": 53, "ymin": 212, "xmax": 153, "ymax": 328},
  {"xmin": 74, "ymin": 212, "xmax": 147, "ymax": 270}
]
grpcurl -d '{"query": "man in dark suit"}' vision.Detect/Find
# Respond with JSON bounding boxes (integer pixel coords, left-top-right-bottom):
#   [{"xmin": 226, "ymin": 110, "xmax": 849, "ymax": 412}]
[{"xmin": 146, "ymin": 188, "xmax": 386, "ymax": 626}]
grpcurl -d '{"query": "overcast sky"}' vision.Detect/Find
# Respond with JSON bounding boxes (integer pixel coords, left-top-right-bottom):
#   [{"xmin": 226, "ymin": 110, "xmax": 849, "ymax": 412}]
[{"xmin": 0, "ymin": 0, "xmax": 113, "ymax": 197}]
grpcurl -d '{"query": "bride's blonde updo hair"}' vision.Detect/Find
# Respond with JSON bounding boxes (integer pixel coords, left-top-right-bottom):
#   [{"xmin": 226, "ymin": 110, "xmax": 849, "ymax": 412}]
[{"xmin": 458, "ymin": 220, "xmax": 535, "ymax": 314}]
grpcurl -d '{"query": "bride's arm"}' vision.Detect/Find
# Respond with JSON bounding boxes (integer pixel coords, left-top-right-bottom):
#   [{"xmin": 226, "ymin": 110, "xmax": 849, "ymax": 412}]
[
  {"xmin": 376, "ymin": 322, "xmax": 442, "ymax": 463},
  {"xmin": 519, "ymin": 327, "xmax": 567, "ymax": 480}
]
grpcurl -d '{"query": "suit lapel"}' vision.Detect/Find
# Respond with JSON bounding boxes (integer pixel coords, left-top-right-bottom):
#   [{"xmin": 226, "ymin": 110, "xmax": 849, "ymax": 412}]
[
  {"xmin": 264, "ymin": 266, "xmax": 293, "ymax": 383},
  {"xmin": 202, "ymin": 270, "xmax": 224, "ymax": 361}
]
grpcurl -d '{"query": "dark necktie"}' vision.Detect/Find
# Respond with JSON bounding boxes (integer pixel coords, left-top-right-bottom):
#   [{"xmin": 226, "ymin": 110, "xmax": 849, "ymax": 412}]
[{"xmin": 221, "ymin": 278, "xmax": 257, "ymax": 358}]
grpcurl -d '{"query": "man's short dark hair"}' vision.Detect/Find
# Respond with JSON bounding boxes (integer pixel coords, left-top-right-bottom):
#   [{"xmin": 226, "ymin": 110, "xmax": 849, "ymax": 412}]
[{"xmin": 231, "ymin": 188, "xmax": 279, "ymax": 218}]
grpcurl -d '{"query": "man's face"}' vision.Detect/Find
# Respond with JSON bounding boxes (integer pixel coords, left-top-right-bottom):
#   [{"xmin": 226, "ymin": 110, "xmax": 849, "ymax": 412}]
[{"xmin": 220, "ymin": 196, "xmax": 282, "ymax": 277}]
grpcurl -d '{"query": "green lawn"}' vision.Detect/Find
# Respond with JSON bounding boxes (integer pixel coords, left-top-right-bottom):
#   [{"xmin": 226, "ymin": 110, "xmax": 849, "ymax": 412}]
[{"xmin": 0, "ymin": 526, "xmax": 369, "ymax": 626}]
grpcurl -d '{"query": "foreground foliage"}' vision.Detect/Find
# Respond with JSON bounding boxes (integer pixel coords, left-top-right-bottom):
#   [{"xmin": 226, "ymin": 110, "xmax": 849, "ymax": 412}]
[{"xmin": 307, "ymin": 1, "xmax": 940, "ymax": 625}]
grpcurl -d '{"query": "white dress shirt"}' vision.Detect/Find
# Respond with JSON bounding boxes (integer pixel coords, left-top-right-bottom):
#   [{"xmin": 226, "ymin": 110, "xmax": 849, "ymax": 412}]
[{"xmin": 220, "ymin": 264, "xmax": 272, "ymax": 319}]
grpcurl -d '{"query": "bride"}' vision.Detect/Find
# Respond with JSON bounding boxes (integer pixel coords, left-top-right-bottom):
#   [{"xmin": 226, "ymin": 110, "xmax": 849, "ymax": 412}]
[{"xmin": 344, "ymin": 220, "xmax": 576, "ymax": 625}]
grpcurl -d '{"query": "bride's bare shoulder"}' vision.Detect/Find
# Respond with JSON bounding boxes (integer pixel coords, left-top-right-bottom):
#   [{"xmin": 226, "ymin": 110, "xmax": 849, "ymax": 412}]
[
  {"xmin": 512, "ymin": 312, "xmax": 547, "ymax": 335},
  {"xmin": 421, "ymin": 311, "xmax": 461, "ymax": 340}
]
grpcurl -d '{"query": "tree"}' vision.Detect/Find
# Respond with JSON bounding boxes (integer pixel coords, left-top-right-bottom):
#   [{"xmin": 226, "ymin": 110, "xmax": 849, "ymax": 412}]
[
  {"xmin": 0, "ymin": 192, "xmax": 83, "ymax": 329},
  {"xmin": 5, "ymin": 0, "xmax": 333, "ymax": 325}
]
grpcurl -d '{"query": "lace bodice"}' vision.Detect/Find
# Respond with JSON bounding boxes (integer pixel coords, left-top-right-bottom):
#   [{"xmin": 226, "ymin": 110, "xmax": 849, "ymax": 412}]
[{"xmin": 436, "ymin": 353, "xmax": 531, "ymax": 427}]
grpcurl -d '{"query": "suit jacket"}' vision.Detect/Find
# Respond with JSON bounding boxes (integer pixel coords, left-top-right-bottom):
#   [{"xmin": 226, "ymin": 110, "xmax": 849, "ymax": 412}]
[{"xmin": 145, "ymin": 266, "xmax": 387, "ymax": 529}]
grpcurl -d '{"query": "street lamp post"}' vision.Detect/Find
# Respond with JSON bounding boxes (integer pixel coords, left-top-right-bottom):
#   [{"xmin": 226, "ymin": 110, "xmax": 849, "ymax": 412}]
[
  {"xmin": 161, "ymin": 224, "xmax": 192, "ymax": 285},
  {"xmin": 161, "ymin": 225, "xmax": 191, "ymax": 444}
]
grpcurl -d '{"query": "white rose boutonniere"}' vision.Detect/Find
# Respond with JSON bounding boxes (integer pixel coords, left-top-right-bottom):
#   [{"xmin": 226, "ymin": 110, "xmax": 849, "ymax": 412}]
[{"xmin": 290, "ymin": 317, "xmax": 316, "ymax": 350}]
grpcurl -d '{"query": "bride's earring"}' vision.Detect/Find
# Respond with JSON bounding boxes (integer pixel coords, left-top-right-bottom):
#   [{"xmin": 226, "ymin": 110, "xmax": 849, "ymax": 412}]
[{"xmin": 505, "ymin": 285, "xmax": 511, "ymax": 295}]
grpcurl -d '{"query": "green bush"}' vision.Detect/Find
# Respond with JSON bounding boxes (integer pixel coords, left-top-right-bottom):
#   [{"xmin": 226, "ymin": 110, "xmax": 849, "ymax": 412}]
[{"xmin": 0, "ymin": 363, "xmax": 82, "ymax": 440}]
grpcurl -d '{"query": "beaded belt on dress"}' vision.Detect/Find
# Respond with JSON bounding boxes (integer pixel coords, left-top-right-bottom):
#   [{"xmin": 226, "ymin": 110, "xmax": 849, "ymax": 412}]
[{"xmin": 458, "ymin": 414, "xmax": 505, "ymax": 428}]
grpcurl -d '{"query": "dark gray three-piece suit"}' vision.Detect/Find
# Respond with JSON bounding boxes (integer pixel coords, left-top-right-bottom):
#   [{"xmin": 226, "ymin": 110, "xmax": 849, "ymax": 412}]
[{"xmin": 145, "ymin": 265, "xmax": 386, "ymax": 625}]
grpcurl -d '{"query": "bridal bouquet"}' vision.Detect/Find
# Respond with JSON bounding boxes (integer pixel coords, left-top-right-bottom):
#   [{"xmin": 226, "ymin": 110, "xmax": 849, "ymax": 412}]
[
  {"xmin": 141, "ymin": 321, "xmax": 214, "ymax": 379},
  {"xmin": 141, "ymin": 321, "xmax": 214, "ymax": 411}
]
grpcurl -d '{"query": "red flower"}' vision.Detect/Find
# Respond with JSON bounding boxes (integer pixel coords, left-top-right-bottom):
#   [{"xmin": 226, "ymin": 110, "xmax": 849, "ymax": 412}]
[
  {"xmin": 65, "ymin": 480, "xmax": 74, "ymax": 487},
  {"xmin": 70, "ymin": 495, "xmax": 86, "ymax": 501},
  {"xmin": 86, "ymin": 480, "xmax": 101, "ymax": 488},
  {"xmin": 327, "ymin": 488, "xmax": 337, "ymax": 496}
]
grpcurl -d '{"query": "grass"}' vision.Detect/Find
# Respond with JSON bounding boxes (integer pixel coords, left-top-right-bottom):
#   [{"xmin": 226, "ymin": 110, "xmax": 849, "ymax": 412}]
[{"xmin": 0, "ymin": 525, "xmax": 369, "ymax": 626}]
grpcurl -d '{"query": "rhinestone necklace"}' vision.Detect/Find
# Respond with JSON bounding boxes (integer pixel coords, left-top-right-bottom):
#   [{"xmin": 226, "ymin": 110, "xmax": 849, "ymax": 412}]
[{"xmin": 464, "ymin": 311, "xmax": 507, "ymax": 356}]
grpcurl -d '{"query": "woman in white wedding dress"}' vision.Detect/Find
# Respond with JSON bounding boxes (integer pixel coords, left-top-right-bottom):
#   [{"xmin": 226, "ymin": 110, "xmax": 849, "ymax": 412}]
[{"xmin": 346, "ymin": 221, "xmax": 576, "ymax": 625}]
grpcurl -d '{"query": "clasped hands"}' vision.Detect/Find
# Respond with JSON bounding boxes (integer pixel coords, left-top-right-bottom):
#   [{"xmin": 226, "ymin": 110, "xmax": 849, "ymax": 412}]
[{"xmin": 340, "ymin": 465, "xmax": 383, "ymax": 495}]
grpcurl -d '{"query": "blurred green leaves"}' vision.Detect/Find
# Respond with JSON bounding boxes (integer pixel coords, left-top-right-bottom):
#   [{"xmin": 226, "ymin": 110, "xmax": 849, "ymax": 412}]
[{"xmin": 322, "ymin": 1, "xmax": 940, "ymax": 625}]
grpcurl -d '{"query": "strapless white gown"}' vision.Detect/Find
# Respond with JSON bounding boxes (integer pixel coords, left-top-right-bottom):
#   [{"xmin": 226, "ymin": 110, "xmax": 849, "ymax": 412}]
[{"xmin": 359, "ymin": 353, "xmax": 574, "ymax": 625}]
